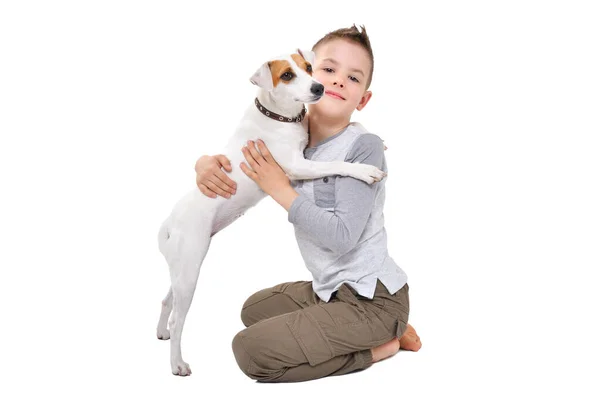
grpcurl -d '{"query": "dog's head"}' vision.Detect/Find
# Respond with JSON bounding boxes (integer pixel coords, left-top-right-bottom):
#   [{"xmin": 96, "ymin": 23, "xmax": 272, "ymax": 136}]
[{"xmin": 250, "ymin": 49, "xmax": 324, "ymax": 104}]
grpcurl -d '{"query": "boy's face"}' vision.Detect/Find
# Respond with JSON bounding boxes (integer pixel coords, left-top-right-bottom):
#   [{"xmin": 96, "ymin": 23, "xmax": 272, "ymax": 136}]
[{"xmin": 310, "ymin": 39, "xmax": 373, "ymax": 120}]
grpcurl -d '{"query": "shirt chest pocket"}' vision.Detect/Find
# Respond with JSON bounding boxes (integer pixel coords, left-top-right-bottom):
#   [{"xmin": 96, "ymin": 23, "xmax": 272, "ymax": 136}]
[{"xmin": 313, "ymin": 176, "xmax": 336, "ymax": 209}]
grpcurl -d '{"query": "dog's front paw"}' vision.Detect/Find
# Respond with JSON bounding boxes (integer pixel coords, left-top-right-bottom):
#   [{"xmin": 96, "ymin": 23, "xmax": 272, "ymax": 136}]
[
  {"xmin": 157, "ymin": 327, "xmax": 170, "ymax": 340},
  {"xmin": 171, "ymin": 360, "xmax": 192, "ymax": 376},
  {"xmin": 351, "ymin": 164, "xmax": 387, "ymax": 184}
]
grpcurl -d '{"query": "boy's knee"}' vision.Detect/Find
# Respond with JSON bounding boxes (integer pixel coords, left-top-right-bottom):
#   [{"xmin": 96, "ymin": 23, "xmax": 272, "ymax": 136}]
[
  {"xmin": 232, "ymin": 331, "xmax": 253, "ymax": 378},
  {"xmin": 239, "ymin": 288, "xmax": 274, "ymax": 327},
  {"xmin": 240, "ymin": 296, "xmax": 260, "ymax": 327},
  {"xmin": 231, "ymin": 331, "xmax": 274, "ymax": 382}
]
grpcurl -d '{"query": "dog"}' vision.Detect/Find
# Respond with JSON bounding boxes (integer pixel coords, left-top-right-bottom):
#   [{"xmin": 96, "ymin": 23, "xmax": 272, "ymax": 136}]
[{"xmin": 156, "ymin": 49, "xmax": 386, "ymax": 376}]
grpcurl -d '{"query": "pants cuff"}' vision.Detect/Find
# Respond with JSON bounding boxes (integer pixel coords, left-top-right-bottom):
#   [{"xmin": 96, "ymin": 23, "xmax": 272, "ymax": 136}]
[{"xmin": 357, "ymin": 348, "xmax": 374, "ymax": 369}]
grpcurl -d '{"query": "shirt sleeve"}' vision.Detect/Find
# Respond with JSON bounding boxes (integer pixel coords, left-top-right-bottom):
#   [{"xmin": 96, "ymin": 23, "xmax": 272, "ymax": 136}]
[{"xmin": 287, "ymin": 133, "xmax": 385, "ymax": 255}]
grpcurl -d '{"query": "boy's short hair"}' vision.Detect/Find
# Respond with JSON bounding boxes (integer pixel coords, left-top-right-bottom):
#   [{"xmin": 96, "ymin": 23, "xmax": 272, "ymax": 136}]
[{"xmin": 312, "ymin": 24, "xmax": 374, "ymax": 89}]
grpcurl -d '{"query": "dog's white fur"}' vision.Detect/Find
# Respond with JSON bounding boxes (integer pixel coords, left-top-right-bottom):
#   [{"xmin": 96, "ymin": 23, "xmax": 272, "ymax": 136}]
[{"xmin": 156, "ymin": 49, "xmax": 385, "ymax": 376}]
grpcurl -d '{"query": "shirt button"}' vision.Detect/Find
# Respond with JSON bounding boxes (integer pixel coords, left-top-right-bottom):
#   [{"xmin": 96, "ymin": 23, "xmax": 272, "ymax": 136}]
[{"xmin": 323, "ymin": 177, "xmax": 329, "ymax": 183}]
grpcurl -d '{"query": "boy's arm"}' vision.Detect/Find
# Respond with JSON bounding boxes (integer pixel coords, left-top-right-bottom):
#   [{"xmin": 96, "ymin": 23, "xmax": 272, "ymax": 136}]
[{"xmin": 287, "ymin": 134, "xmax": 385, "ymax": 255}]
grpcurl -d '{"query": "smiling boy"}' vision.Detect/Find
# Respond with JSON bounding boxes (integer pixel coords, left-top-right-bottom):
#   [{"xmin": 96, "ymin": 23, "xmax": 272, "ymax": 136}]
[{"xmin": 195, "ymin": 25, "xmax": 421, "ymax": 382}]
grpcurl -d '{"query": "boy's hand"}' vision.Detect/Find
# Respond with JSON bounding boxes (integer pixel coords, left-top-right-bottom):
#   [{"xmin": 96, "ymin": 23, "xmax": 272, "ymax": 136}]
[
  {"xmin": 240, "ymin": 140, "xmax": 291, "ymax": 198},
  {"xmin": 194, "ymin": 154, "xmax": 237, "ymax": 198}
]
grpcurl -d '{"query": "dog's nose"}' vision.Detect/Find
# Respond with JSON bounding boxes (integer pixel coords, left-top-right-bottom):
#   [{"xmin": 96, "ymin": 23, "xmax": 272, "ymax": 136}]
[{"xmin": 311, "ymin": 83, "xmax": 324, "ymax": 96}]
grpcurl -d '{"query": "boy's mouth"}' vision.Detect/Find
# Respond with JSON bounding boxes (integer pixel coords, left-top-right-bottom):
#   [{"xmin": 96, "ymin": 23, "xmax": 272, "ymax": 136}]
[{"xmin": 325, "ymin": 90, "xmax": 345, "ymax": 100}]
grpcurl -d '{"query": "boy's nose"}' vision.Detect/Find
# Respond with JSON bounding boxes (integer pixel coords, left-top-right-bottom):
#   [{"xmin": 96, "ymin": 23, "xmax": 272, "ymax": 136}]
[{"xmin": 333, "ymin": 81, "xmax": 344, "ymax": 88}]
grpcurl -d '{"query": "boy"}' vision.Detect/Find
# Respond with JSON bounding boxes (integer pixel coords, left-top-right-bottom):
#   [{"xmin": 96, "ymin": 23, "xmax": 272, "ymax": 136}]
[{"xmin": 195, "ymin": 25, "xmax": 421, "ymax": 382}]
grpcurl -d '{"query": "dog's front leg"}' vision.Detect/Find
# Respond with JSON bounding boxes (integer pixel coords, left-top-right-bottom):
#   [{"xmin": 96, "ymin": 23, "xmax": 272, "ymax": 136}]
[{"xmin": 280, "ymin": 155, "xmax": 386, "ymax": 184}]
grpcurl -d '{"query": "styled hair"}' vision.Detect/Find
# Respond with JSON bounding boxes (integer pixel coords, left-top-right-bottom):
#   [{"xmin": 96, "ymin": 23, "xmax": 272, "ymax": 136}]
[{"xmin": 312, "ymin": 24, "xmax": 374, "ymax": 89}]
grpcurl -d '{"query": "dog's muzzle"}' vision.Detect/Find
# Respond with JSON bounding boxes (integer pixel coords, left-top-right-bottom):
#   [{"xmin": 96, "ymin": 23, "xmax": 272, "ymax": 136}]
[{"xmin": 310, "ymin": 83, "xmax": 324, "ymax": 97}]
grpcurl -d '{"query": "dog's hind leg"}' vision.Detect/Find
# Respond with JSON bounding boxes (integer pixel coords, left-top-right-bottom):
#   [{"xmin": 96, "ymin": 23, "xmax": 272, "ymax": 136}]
[
  {"xmin": 168, "ymin": 229, "xmax": 211, "ymax": 376},
  {"xmin": 156, "ymin": 287, "xmax": 172, "ymax": 340},
  {"xmin": 156, "ymin": 220, "xmax": 173, "ymax": 340}
]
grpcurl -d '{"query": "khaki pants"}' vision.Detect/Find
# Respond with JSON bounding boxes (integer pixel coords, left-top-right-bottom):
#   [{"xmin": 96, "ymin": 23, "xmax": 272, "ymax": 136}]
[{"xmin": 231, "ymin": 279, "xmax": 410, "ymax": 383}]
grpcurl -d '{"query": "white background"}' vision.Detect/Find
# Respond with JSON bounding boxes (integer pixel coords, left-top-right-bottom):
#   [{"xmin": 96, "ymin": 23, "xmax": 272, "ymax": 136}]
[{"xmin": 1, "ymin": 0, "xmax": 599, "ymax": 398}]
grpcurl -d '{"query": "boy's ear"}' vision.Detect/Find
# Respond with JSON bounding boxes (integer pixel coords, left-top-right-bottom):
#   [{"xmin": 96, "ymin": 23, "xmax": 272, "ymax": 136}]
[
  {"xmin": 297, "ymin": 49, "xmax": 315, "ymax": 65},
  {"xmin": 250, "ymin": 61, "xmax": 274, "ymax": 91},
  {"xmin": 356, "ymin": 90, "xmax": 373, "ymax": 111}
]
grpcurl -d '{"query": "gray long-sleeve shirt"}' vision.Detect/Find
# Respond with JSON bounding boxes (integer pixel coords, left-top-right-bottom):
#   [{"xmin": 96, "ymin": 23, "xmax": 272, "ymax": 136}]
[{"xmin": 288, "ymin": 122, "xmax": 408, "ymax": 302}]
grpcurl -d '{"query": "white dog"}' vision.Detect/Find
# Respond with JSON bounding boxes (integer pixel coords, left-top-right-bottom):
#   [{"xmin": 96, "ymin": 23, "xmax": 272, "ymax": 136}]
[{"xmin": 156, "ymin": 49, "xmax": 386, "ymax": 376}]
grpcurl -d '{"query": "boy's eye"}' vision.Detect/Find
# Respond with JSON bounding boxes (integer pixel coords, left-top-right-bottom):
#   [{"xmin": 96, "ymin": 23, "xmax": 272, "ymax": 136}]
[
  {"xmin": 281, "ymin": 72, "xmax": 295, "ymax": 81},
  {"xmin": 349, "ymin": 76, "xmax": 360, "ymax": 83},
  {"xmin": 324, "ymin": 67, "xmax": 334, "ymax": 73}
]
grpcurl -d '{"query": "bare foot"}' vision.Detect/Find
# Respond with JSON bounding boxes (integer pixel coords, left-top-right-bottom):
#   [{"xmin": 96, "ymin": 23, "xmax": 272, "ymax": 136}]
[
  {"xmin": 371, "ymin": 324, "xmax": 422, "ymax": 363},
  {"xmin": 399, "ymin": 324, "xmax": 422, "ymax": 352}
]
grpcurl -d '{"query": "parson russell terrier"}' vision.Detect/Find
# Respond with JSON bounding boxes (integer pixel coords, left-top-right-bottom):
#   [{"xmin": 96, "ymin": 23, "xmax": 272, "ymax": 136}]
[{"xmin": 156, "ymin": 49, "xmax": 386, "ymax": 376}]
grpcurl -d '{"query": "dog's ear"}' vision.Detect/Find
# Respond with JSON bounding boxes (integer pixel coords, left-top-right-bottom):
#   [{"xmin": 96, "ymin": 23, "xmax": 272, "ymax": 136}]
[
  {"xmin": 297, "ymin": 49, "xmax": 315, "ymax": 65},
  {"xmin": 250, "ymin": 61, "xmax": 274, "ymax": 91}
]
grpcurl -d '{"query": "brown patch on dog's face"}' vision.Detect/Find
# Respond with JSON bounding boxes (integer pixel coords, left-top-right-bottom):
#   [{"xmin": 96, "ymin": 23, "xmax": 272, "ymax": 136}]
[
  {"xmin": 269, "ymin": 60, "xmax": 297, "ymax": 87},
  {"xmin": 291, "ymin": 54, "xmax": 313, "ymax": 76}
]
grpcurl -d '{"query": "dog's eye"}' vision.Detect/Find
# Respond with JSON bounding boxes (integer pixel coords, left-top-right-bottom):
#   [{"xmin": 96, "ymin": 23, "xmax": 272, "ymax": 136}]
[
  {"xmin": 306, "ymin": 64, "xmax": 312, "ymax": 73},
  {"xmin": 281, "ymin": 72, "xmax": 294, "ymax": 81}
]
